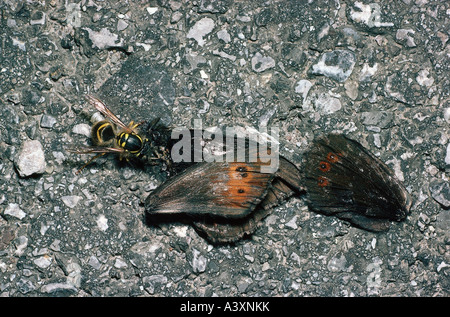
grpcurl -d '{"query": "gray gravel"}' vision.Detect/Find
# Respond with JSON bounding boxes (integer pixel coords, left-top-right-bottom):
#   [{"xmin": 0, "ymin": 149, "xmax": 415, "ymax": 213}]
[{"xmin": 0, "ymin": 1, "xmax": 448, "ymax": 297}]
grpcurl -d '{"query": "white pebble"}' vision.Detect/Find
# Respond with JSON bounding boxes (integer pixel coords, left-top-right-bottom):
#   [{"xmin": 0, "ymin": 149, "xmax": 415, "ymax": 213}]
[
  {"xmin": 187, "ymin": 17, "xmax": 215, "ymax": 46},
  {"xmin": 15, "ymin": 140, "xmax": 46, "ymax": 177},
  {"xmin": 61, "ymin": 195, "xmax": 82, "ymax": 208},
  {"xmin": 97, "ymin": 214, "xmax": 109, "ymax": 231},
  {"xmin": 4, "ymin": 203, "xmax": 27, "ymax": 220}
]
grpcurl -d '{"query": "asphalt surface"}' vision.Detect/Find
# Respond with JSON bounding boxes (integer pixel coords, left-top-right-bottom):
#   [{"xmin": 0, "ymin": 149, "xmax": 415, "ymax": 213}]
[{"xmin": 0, "ymin": 0, "xmax": 448, "ymax": 297}]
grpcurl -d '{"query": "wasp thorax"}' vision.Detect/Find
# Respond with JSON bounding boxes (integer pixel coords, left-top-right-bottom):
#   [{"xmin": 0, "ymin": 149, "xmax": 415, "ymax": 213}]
[{"xmin": 117, "ymin": 132, "xmax": 144, "ymax": 153}]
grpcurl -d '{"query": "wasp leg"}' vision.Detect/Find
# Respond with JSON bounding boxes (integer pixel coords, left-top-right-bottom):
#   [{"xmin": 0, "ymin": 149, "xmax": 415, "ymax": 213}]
[
  {"xmin": 128, "ymin": 120, "xmax": 146, "ymax": 130},
  {"xmin": 75, "ymin": 152, "xmax": 107, "ymax": 175},
  {"xmin": 146, "ymin": 118, "xmax": 161, "ymax": 132}
]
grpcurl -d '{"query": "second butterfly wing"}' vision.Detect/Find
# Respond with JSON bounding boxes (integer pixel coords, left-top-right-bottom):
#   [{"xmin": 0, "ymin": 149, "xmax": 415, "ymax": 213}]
[{"xmin": 304, "ymin": 133, "xmax": 411, "ymax": 231}]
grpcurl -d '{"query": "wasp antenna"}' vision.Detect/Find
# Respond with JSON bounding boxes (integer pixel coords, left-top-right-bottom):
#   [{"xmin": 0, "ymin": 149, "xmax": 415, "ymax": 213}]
[{"xmin": 147, "ymin": 118, "xmax": 161, "ymax": 130}]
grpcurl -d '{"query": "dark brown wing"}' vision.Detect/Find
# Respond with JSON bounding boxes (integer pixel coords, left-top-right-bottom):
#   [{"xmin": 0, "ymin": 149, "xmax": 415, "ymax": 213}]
[
  {"xmin": 146, "ymin": 131, "xmax": 304, "ymax": 242},
  {"xmin": 191, "ymin": 168, "xmax": 301, "ymax": 243},
  {"xmin": 145, "ymin": 161, "xmax": 274, "ymax": 218},
  {"xmin": 150, "ymin": 156, "xmax": 303, "ymax": 243},
  {"xmin": 304, "ymin": 133, "xmax": 411, "ymax": 231}
]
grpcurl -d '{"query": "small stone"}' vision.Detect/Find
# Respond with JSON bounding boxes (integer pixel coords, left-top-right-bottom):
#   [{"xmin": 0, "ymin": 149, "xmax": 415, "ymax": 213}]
[
  {"xmin": 446, "ymin": 143, "xmax": 450, "ymax": 166},
  {"xmin": 30, "ymin": 11, "xmax": 46, "ymax": 25},
  {"xmin": 396, "ymin": 29, "xmax": 416, "ymax": 48},
  {"xmin": 187, "ymin": 17, "xmax": 215, "ymax": 46},
  {"xmin": 17, "ymin": 278, "xmax": 36, "ymax": 294},
  {"xmin": 117, "ymin": 19, "xmax": 129, "ymax": 31},
  {"xmin": 359, "ymin": 63, "xmax": 378, "ymax": 81},
  {"xmin": 198, "ymin": 0, "xmax": 230, "ymax": 13},
  {"xmin": 344, "ymin": 80, "xmax": 359, "ymax": 100},
  {"xmin": 307, "ymin": 92, "xmax": 342, "ymax": 115},
  {"xmin": 142, "ymin": 275, "xmax": 168, "ymax": 295},
  {"xmin": 34, "ymin": 255, "xmax": 52, "ymax": 269},
  {"xmin": 3, "ymin": 203, "xmax": 26, "ymax": 220},
  {"xmin": 416, "ymin": 69, "xmax": 434, "ymax": 87},
  {"xmin": 61, "ymin": 195, "xmax": 82, "ymax": 208},
  {"xmin": 443, "ymin": 108, "xmax": 450, "ymax": 124},
  {"xmin": 285, "ymin": 216, "xmax": 298, "ymax": 229},
  {"xmin": 88, "ymin": 255, "xmax": 102, "ymax": 270},
  {"xmin": 14, "ymin": 236, "xmax": 28, "ymax": 256},
  {"xmin": 237, "ymin": 280, "xmax": 250, "ymax": 293},
  {"xmin": 170, "ymin": 11, "xmax": 183, "ymax": 23},
  {"xmin": 40, "ymin": 283, "xmax": 77, "ymax": 296},
  {"xmin": 190, "ymin": 248, "xmax": 207, "ymax": 273},
  {"xmin": 184, "ymin": 52, "xmax": 207, "ymax": 74},
  {"xmin": 437, "ymin": 261, "xmax": 449, "ymax": 273},
  {"xmin": 0, "ymin": 226, "xmax": 15, "ymax": 250},
  {"xmin": 294, "ymin": 79, "xmax": 313, "ymax": 101},
  {"xmin": 349, "ymin": 2, "xmax": 394, "ymax": 28},
  {"xmin": 83, "ymin": 27, "xmax": 124, "ymax": 50},
  {"xmin": 360, "ymin": 111, "xmax": 393, "ymax": 129},
  {"xmin": 15, "ymin": 140, "xmax": 46, "ymax": 177},
  {"xmin": 217, "ymin": 29, "xmax": 231, "ymax": 43},
  {"xmin": 310, "ymin": 50, "xmax": 356, "ymax": 82},
  {"xmin": 251, "ymin": 52, "xmax": 276, "ymax": 73},
  {"xmin": 40, "ymin": 114, "xmax": 57, "ymax": 128},
  {"xmin": 429, "ymin": 179, "xmax": 450, "ymax": 208},
  {"xmin": 146, "ymin": 7, "xmax": 158, "ymax": 15},
  {"xmin": 327, "ymin": 254, "xmax": 348, "ymax": 272},
  {"xmin": 114, "ymin": 258, "xmax": 128, "ymax": 269},
  {"xmin": 72, "ymin": 123, "xmax": 91, "ymax": 137},
  {"xmin": 49, "ymin": 239, "xmax": 61, "ymax": 252},
  {"xmin": 67, "ymin": 262, "xmax": 83, "ymax": 287},
  {"xmin": 417, "ymin": 212, "xmax": 430, "ymax": 231},
  {"xmin": 49, "ymin": 66, "xmax": 65, "ymax": 81},
  {"xmin": 96, "ymin": 214, "xmax": 109, "ymax": 231}
]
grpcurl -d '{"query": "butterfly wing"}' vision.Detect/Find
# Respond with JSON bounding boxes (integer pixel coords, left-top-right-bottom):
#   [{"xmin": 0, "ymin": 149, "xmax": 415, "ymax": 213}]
[
  {"xmin": 304, "ymin": 133, "xmax": 411, "ymax": 231},
  {"xmin": 191, "ymin": 205, "xmax": 272, "ymax": 244},
  {"xmin": 145, "ymin": 161, "xmax": 274, "ymax": 218},
  {"xmin": 145, "ymin": 131, "xmax": 304, "ymax": 242},
  {"xmin": 190, "ymin": 157, "xmax": 303, "ymax": 243}
]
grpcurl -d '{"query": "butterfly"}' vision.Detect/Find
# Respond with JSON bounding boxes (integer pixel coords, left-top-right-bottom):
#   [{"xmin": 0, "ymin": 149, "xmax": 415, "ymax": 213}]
[
  {"xmin": 145, "ymin": 132, "xmax": 411, "ymax": 243},
  {"xmin": 145, "ymin": 133, "xmax": 303, "ymax": 243},
  {"xmin": 304, "ymin": 133, "xmax": 412, "ymax": 232}
]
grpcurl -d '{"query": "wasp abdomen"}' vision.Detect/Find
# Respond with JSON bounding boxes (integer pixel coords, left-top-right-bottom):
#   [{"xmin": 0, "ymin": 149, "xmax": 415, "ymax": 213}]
[
  {"xmin": 92, "ymin": 121, "xmax": 115, "ymax": 145},
  {"xmin": 118, "ymin": 133, "xmax": 143, "ymax": 153}
]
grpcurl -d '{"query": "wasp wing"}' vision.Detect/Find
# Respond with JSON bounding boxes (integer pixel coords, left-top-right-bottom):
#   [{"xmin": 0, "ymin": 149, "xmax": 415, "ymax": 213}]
[
  {"xmin": 67, "ymin": 146, "xmax": 125, "ymax": 154},
  {"xmin": 85, "ymin": 95, "xmax": 133, "ymax": 133}
]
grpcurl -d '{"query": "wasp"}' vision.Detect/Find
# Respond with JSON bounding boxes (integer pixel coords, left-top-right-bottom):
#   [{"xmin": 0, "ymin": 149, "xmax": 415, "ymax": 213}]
[{"xmin": 69, "ymin": 95, "xmax": 164, "ymax": 174}]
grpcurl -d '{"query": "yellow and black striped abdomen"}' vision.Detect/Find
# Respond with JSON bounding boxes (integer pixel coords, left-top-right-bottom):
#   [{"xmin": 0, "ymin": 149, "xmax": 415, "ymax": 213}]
[
  {"xmin": 117, "ymin": 132, "xmax": 144, "ymax": 154},
  {"xmin": 92, "ymin": 121, "xmax": 115, "ymax": 146}
]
